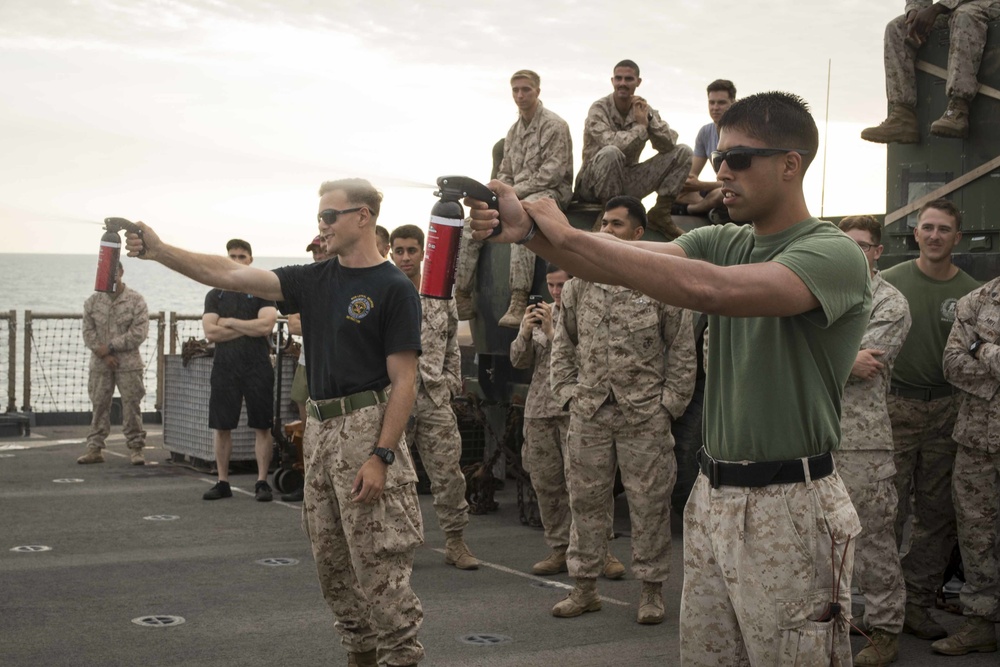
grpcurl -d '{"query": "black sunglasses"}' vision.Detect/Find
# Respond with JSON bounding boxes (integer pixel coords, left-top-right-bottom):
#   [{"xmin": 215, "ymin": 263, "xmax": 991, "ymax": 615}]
[
  {"xmin": 317, "ymin": 207, "xmax": 364, "ymax": 225},
  {"xmin": 710, "ymin": 147, "xmax": 811, "ymax": 172}
]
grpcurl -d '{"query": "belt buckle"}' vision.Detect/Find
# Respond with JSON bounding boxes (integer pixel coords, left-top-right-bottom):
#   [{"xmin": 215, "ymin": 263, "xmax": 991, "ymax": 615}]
[{"xmin": 709, "ymin": 457, "xmax": 720, "ymax": 489}]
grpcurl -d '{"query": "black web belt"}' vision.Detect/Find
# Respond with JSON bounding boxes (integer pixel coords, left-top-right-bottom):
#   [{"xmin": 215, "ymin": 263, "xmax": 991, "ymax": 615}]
[
  {"xmin": 697, "ymin": 448, "xmax": 834, "ymax": 489},
  {"xmin": 889, "ymin": 384, "xmax": 955, "ymax": 401}
]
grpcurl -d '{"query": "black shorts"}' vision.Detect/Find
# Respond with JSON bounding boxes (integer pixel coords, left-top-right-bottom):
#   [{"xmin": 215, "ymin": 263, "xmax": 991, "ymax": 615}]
[{"xmin": 209, "ymin": 362, "xmax": 274, "ymax": 431}]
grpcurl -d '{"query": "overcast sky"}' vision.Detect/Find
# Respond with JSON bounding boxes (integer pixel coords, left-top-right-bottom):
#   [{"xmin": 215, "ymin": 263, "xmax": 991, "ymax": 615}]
[{"xmin": 0, "ymin": 0, "xmax": 899, "ymax": 255}]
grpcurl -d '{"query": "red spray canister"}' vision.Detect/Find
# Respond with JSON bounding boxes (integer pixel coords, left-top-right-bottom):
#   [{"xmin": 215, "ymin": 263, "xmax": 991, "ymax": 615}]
[
  {"xmin": 420, "ymin": 176, "xmax": 499, "ymax": 299},
  {"xmin": 94, "ymin": 217, "xmax": 144, "ymax": 293}
]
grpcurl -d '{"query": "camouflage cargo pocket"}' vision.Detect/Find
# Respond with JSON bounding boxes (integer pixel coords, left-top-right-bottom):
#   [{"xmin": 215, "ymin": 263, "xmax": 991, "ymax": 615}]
[
  {"xmin": 775, "ymin": 588, "xmax": 847, "ymax": 666},
  {"xmin": 372, "ymin": 483, "xmax": 424, "ymax": 555}
]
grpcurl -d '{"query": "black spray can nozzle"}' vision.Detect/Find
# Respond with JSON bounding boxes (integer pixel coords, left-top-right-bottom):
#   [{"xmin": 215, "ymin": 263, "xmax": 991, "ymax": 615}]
[
  {"xmin": 434, "ymin": 176, "xmax": 500, "ymax": 238},
  {"xmin": 104, "ymin": 217, "xmax": 145, "ymax": 256}
]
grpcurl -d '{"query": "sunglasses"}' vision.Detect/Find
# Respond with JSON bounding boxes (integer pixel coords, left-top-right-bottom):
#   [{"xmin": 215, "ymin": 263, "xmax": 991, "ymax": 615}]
[
  {"xmin": 317, "ymin": 207, "xmax": 364, "ymax": 225},
  {"xmin": 710, "ymin": 147, "xmax": 811, "ymax": 172}
]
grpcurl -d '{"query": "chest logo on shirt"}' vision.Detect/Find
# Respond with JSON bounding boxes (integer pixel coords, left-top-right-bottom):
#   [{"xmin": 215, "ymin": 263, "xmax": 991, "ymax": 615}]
[
  {"xmin": 347, "ymin": 295, "xmax": 373, "ymax": 323},
  {"xmin": 940, "ymin": 298, "xmax": 959, "ymax": 323}
]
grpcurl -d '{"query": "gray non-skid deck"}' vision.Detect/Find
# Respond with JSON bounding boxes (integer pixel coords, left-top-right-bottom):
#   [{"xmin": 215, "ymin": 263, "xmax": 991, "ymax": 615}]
[{"xmin": 1, "ymin": 426, "xmax": 995, "ymax": 666}]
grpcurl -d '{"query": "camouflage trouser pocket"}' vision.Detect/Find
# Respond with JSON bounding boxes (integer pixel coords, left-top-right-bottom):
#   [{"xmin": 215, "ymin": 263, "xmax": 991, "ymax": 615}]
[
  {"xmin": 372, "ymin": 483, "xmax": 424, "ymax": 556},
  {"xmin": 776, "ymin": 589, "xmax": 847, "ymax": 666}
]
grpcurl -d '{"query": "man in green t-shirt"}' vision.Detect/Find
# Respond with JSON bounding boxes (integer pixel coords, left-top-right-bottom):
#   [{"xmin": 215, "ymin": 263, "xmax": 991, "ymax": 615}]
[
  {"xmin": 881, "ymin": 198, "xmax": 981, "ymax": 641},
  {"xmin": 465, "ymin": 91, "xmax": 871, "ymax": 665}
]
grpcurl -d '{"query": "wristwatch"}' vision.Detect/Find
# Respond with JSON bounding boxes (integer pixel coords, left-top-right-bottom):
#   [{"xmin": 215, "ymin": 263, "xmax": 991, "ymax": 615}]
[
  {"xmin": 371, "ymin": 447, "xmax": 395, "ymax": 465},
  {"xmin": 107, "ymin": 343, "xmax": 116, "ymax": 355},
  {"xmin": 969, "ymin": 339, "xmax": 983, "ymax": 359}
]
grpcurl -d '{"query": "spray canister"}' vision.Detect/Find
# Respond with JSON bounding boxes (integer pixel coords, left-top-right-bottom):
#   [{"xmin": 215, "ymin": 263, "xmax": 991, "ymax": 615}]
[
  {"xmin": 94, "ymin": 217, "xmax": 143, "ymax": 293},
  {"xmin": 420, "ymin": 176, "xmax": 499, "ymax": 299}
]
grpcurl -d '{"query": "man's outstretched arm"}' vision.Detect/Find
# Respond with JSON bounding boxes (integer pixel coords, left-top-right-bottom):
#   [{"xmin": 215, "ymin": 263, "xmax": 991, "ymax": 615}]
[
  {"xmin": 125, "ymin": 222, "xmax": 284, "ymax": 301},
  {"xmin": 468, "ymin": 181, "xmax": 821, "ymax": 318}
]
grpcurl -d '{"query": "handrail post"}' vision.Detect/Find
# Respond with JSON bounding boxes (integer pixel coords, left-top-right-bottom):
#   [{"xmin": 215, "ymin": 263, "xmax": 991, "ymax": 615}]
[
  {"xmin": 156, "ymin": 312, "xmax": 165, "ymax": 412},
  {"xmin": 22, "ymin": 310, "xmax": 31, "ymax": 412},
  {"xmin": 5, "ymin": 310, "xmax": 15, "ymax": 413}
]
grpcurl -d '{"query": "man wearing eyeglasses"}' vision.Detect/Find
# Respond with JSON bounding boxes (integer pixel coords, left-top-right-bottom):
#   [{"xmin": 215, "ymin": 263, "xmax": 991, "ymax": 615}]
[
  {"xmin": 880, "ymin": 199, "xmax": 980, "ymax": 643},
  {"xmin": 862, "ymin": 0, "xmax": 1000, "ymax": 143},
  {"xmin": 835, "ymin": 215, "xmax": 912, "ymax": 666},
  {"xmin": 574, "ymin": 59, "xmax": 692, "ymax": 240},
  {"xmin": 466, "ymin": 91, "xmax": 871, "ymax": 665},
  {"xmin": 123, "ymin": 179, "xmax": 426, "ymax": 667},
  {"xmin": 454, "ymin": 69, "xmax": 573, "ymax": 327},
  {"xmin": 201, "ymin": 239, "xmax": 278, "ymax": 502}
]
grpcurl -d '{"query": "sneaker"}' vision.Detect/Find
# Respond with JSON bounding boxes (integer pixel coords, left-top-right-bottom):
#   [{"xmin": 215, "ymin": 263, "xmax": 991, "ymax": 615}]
[
  {"xmin": 280, "ymin": 488, "xmax": 304, "ymax": 502},
  {"xmin": 203, "ymin": 481, "xmax": 232, "ymax": 500},
  {"xmin": 76, "ymin": 447, "xmax": 105, "ymax": 464},
  {"xmin": 255, "ymin": 480, "xmax": 273, "ymax": 502}
]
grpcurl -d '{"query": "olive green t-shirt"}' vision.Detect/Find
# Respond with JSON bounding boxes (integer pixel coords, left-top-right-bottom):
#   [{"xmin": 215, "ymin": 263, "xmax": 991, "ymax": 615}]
[
  {"xmin": 881, "ymin": 260, "xmax": 980, "ymax": 390},
  {"xmin": 673, "ymin": 218, "xmax": 871, "ymax": 462}
]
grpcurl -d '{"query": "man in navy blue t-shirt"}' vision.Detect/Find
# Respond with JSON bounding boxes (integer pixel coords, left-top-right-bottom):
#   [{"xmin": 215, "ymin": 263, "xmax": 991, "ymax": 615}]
[{"xmin": 125, "ymin": 178, "xmax": 425, "ymax": 667}]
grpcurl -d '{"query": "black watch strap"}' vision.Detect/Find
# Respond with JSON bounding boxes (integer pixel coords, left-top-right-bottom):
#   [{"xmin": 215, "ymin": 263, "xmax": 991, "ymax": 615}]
[
  {"xmin": 970, "ymin": 339, "xmax": 983, "ymax": 359},
  {"xmin": 371, "ymin": 447, "xmax": 395, "ymax": 465}
]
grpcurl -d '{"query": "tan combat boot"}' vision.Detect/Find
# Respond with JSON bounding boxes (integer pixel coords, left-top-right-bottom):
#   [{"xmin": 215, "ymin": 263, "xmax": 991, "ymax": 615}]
[
  {"xmin": 646, "ymin": 197, "xmax": 683, "ymax": 240},
  {"xmin": 532, "ymin": 546, "xmax": 567, "ymax": 575},
  {"xmin": 603, "ymin": 553, "xmax": 625, "ymax": 580},
  {"xmin": 129, "ymin": 448, "xmax": 146, "ymax": 466},
  {"xmin": 860, "ymin": 104, "xmax": 920, "ymax": 144},
  {"xmin": 854, "ymin": 628, "xmax": 900, "ymax": 665},
  {"xmin": 930, "ymin": 97, "xmax": 970, "ymax": 139},
  {"xmin": 637, "ymin": 581, "xmax": 665, "ymax": 625},
  {"xmin": 347, "ymin": 648, "xmax": 378, "ymax": 667},
  {"xmin": 454, "ymin": 288, "xmax": 475, "ymax": 321},
  {"xmin": 552, "ymin": 577, "xmax": 601, "ymax": 618},
  {"xmin": 444, "ymin": 531, "xmax": 479, "ymax": 570},
  {"xmin": 902, "ymin": 603, "xmax": 947, "ymax": 640},
  {"xmin": 931, "ymin": 616, "xmax": 998, "ymax": 656},
  {"xmin": 498, "ymin": 289, "xmax": 528, "ymax": 329},
  {"xmin": 76, "ymin": 446, "xmax": 105, "ymax": 464}
]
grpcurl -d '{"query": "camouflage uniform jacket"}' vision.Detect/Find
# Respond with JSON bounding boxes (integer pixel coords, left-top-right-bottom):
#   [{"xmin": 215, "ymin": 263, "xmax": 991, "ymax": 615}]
[
  {"xmin": 943, "ymin": 277, "xmax": 1000, "ymax": 454},
  {"xmin": 510, "ymin": 305, "xmax": 565, "ymax": 419},
  {"xmin": 82, "ymin": 285, "xmax": 149, "ymax": 372},
  {"xmin": 840, "ymin": 272, "xmax": 912, "ymax": 451},
  {"xmin": 497, "ymin": 101, "xmax": 574, "ymax": 209},
  {"xmin": 550, "ymin": 278, "xmax": 696, "ymax": 425},
  {"xmin": 904, "ymin": 0, "xmax": 1000, "ymax": 15},
  {"xmin": 417, "ymin": 295, "xmax": 462, "ymax": 408},
  {"xmin": 580, "ymin": 94, "xmax": 679, "ymax": 169}
]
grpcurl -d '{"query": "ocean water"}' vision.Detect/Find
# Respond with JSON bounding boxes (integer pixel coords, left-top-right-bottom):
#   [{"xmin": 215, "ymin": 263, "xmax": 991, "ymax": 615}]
[
  {"xmin": 0, "ymin": 253, "xmax": 307, "ymax": 316},
  {"xmin": 0, "ymin": 253, "xmax": 307, "ymax": 413}
]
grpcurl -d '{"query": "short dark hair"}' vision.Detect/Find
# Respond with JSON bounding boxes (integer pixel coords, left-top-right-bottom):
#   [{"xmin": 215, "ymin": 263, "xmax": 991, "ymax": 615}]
[
  {"xmin": 614, "ymin": 59, "xmax": 640, "ymax": 77},
  {"xmin": 375, "ymin": 225, "xmax": 389, "ymax": 244},
  {"xmin": 546, "ymin": 262, "xmax": 566, "ymax": 275},
  {"xmin": 604, "ymin": 195, "xmax": 647, "ymax": 229},
  {"xmin": 838, "ymin": 215, "xmax": 882, "ymax": 245},
  {"xmin": 318, "ymin": 178, "xmax": 382, "ymax": 220},
  {"xmin": 389, "ymin": 224, "xmax": 425, "ymax": 249},
  {"xmin": 717, "ymin": 91, "xmax": 819, "ymax": 173},
  {"xmin": 226, "ymin": 238, "xmax": 252, "ymax": 255},
  {"xmin": 707, "ymin": 79, "xmax": 736, "ymax": 100},
  {"xmin": 919, "ymin": 198, "xmax": 963, "ymax": 230}
]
